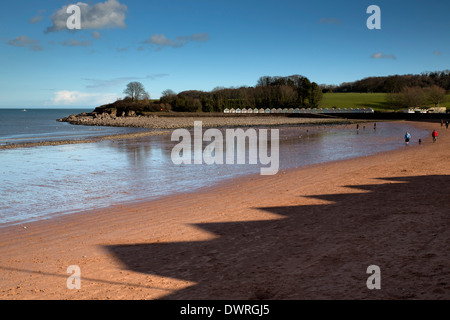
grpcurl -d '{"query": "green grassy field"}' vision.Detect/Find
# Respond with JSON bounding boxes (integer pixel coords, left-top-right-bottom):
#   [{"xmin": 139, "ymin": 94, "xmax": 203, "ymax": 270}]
[{"xmin": 320, "ymin": 93, "xmax": 450, "ymax": 112}]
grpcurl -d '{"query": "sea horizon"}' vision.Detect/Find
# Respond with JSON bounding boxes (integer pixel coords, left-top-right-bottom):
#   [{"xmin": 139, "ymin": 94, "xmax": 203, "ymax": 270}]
[{"xmin": 0, "ymin": 108, "xmax": 147, "ymax": 146}]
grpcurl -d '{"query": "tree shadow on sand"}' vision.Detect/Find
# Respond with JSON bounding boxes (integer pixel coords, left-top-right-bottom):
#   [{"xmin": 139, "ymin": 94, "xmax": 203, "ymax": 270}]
[{"xmin": 105, "ymin": 175, "xmax": 450, "ymax": 299}]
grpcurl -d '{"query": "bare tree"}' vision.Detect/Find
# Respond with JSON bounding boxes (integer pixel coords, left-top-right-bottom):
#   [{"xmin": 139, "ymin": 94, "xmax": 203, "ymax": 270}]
[
  {"xmin": 425, "ymin": 85, "xmax": 446, "ymax": 107},
  {"xmin": 124, "ymin": 82, "xmax": 148, "ymax": 102},
  {"xmin": 160, "ymin": 89, "xmax": 177, "ymax": 105},
  {"xmin": 386, "ymin": 92, "xmax": 403, "ymax": 110},
  {"xmin": 401, "ymin": 86, "xmax": 425, "ymax": 109},
  {"xmin": 161, "ymin": 89, "xmax": 177, "ymax": 97}
]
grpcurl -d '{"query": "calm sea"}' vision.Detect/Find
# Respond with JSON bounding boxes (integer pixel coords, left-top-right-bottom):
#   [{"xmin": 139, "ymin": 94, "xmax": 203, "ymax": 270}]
[
  {"xmin": 0, "ymin": 111, "xmax": 430, "ymax": 227},
  {"xmin": 0, "ymin": 108, "xmax": 146, "ymax": 145}
]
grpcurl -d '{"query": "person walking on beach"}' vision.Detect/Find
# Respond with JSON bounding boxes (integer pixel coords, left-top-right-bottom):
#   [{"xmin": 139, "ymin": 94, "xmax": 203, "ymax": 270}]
[
  {"xmin": 432, "ymin": 130, "xmax": 438, "ymax": 143},
  {"xmin": 446, "ymin": 121, "xmax": 449, "ymax": 129},
  {"xmin": 374, "ymin": 123, "xmax": 377, "ymax": 130},
  {"xmin": 405, "ymin": 132, "xmax": 411, "ymax": 145}
]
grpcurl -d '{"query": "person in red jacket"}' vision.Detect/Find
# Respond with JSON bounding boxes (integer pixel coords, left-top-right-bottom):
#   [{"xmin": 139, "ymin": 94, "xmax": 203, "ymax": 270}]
[{"xmin": 432, "ymin": 130, "xmax": 438, "ymax": 143}]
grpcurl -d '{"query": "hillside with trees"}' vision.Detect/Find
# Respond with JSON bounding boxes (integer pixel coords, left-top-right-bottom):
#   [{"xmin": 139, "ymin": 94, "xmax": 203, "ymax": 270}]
[
  {"xmin": 331, "ymin": 70, "xmax": 450, "ymax": 93},
  {"xmin": 94, "ymin": 75, "xmax": 323, "ymax": 115},
  {"xmin": 94, "ymin": 71, "xmax": 449, "ymax": 115},
  {"xmin": 161, "ymin": 75, "xmax": 323, "ymax": 113}
]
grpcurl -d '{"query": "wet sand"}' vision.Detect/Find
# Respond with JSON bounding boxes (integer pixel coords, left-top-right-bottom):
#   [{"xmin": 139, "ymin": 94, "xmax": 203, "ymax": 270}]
[
  {"xmin": 1, "ymin": 116, "xmax": 352, "ymax": 150},
  {"xmin": 0, "ymin": 130, "xmax": 171, "ymax": 150},
  {"xmin": 0, "ymin": 121, "xmax": 449, "ymax": 300},
  {"xmin": 1, "ymin": 121, "xmax": 424, "ymax": 226}
]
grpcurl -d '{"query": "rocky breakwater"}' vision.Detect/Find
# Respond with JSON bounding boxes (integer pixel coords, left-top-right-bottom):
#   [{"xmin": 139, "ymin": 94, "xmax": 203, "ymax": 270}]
[
  {"xmin": 57, "ymin": 110, "xmax": 146, "ymax": 128},
  {"xmin": 58, "ymin": 110, "xmax": 353, "ymax": 130}
]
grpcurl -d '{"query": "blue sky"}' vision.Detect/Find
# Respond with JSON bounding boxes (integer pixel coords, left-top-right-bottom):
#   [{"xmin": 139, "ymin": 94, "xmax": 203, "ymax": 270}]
[{"xmin": 0, "ymin": 0, "xmax": 449, "ymax": 108}]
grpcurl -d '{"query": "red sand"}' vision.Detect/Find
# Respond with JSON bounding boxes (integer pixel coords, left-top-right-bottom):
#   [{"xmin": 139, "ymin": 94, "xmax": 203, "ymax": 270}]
[{"xmin": 0, "ymin": 121, "xmax": 449, "ymax": 300}]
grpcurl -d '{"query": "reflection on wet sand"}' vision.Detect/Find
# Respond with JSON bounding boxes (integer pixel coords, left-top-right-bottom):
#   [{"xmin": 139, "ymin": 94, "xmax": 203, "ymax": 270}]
[{"xmin": 0, "ymin": 122, "xmax": 429, "ymax": 226}]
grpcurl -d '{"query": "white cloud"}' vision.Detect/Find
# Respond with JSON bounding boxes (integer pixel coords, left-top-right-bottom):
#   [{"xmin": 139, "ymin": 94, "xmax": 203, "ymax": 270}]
[
  {"xmin": 145, "ymin": 34, "xmax": 175, "ymax": 47},
  {"xmin": 61, "ymin": 39, "xmax": 92, "ymax": 47},
  {"xmin": 84, "ymin": 75, "xmax": 169, "ymax": 89},
  {"xmin": 371, "ymin": 52, "xmax": 396, "ymax": 60},
  {"xmin": 84, "ymin": 77, "xmax": 137, "ymax": 89},
  {"xmin": 319, "ymin": 18, "xmax": 342, "ymax": 25},
  {"xmin": 51, "ymin": 90, "xmax": 119, "ymax": 106},
  {"xmin": 46, "ymin": 0, "xmax": 127, "ymax": 32},
  {"xmin": 190, "ymin": 33, "xmax": 210, "ymax": 42},
  {"xmin": 8, "ymin": 35, "xmax": 43, "ymax": 51},
  {"xmin": 29, "ymin": 9, "xmax": 46, "ymax": 24},
  {"xmin": 143, "ymin": 33, "xmax": 210, "ymax": 49}
]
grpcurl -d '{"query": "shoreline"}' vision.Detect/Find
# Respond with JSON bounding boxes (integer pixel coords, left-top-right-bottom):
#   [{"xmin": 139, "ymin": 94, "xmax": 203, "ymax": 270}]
[
  {"xmin": 0, "ymin": 121, "xmax": 449, "ymax": 299},
  {"xmin": 0, "ymin": 130, "xmax": 171, "ymax": 150},
  {"xmin": 0, "ymin": 116, "xmax": 357, "ymax": 150},
  {"xmin": 0, "ymin": 120, "xmax": 417, "ymax": 229}
]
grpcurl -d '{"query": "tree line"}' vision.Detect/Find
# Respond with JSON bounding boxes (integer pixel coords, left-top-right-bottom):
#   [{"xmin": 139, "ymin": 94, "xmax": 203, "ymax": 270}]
[
  {"xmin": 327, "ymin": 70, "xmax": 450, "ymax": 93},
  {"xmin": 160, "ymin": 75, "xmax": 323, "ymax": 112},
  {"xmin": 101, "ymin": 75, "xmax": 323, "ymax": 113},
  {"xmin": 96, "ymin": 71, "xmax": 449, "ymax": 114},
  {"xmin": 386, "ymin": 85, "xmax": 447, "ymax": 110}
]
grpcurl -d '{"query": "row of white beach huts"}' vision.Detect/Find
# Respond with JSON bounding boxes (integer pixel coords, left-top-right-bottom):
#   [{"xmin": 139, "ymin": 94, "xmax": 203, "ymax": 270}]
[{"xmin": 223, "ymin": 107, "xmax": 375, "ymax": 114}]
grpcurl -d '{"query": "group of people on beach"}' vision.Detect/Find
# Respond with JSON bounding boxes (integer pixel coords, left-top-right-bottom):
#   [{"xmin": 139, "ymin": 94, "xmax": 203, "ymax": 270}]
[
  {"xmin": 355, "ymin": 122, "xmax": 442, "ymax": 145},
  {"xmin": 356, "ymin": 123, "xmax": 377, "ymax": 131},
  {"xmin": 405, "ymin": 129, "xmax": 439, "ymax": 145}
]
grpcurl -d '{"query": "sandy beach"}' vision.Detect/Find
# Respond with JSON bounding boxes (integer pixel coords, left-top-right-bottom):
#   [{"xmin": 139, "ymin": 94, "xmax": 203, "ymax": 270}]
[{"xmin": 0, "ymin": 120, "xmax": 449, "ymax": 300}]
